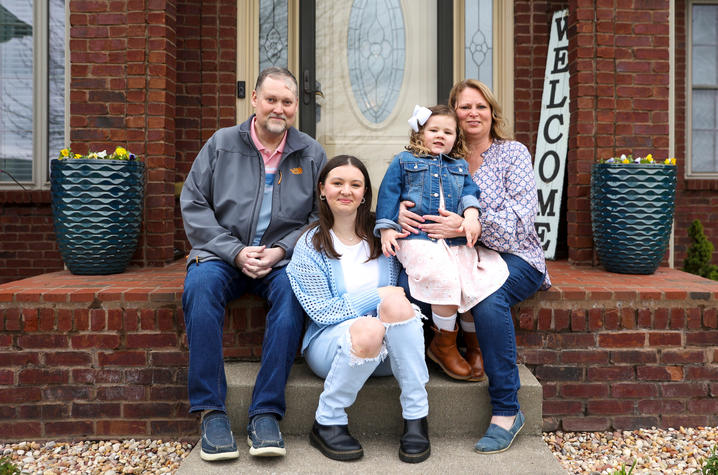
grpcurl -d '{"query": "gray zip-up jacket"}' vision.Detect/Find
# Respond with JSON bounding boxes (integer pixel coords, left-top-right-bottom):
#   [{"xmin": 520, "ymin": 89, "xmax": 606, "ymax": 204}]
[{"xmin": 180, "ymin": 115, "xmax": 327, "ymax": 269}]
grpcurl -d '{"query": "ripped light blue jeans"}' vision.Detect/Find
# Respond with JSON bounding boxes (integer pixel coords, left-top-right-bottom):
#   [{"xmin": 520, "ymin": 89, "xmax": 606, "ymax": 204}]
[{"xmin": 304, "ymin": 308, "xmax": 429, "ymax": 425}]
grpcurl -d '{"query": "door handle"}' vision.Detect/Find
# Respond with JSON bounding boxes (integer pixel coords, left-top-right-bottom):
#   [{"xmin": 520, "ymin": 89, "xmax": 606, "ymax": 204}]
[{"xmin": 303, "ymin": 70, "xmax": 324, "ymax": 105}]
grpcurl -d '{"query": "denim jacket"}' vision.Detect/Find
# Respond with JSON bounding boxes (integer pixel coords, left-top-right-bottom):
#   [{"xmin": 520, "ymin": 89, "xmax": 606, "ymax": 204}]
[{"xmin": 374, "ymin": 150, "xmax": 481, "ymax": 246}]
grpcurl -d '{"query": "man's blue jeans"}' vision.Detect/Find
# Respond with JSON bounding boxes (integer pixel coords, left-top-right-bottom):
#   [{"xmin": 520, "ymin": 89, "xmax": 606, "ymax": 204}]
[
  {"xmin": 182, "ymin": 259, "xmax": 304, "ymax": 420},
  {"xmin": 399, "ymin": 252, "xmax": 544, "ymax": 417}
]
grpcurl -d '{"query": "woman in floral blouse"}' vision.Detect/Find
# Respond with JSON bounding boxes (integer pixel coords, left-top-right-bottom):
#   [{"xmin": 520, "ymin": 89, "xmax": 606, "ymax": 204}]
[{"xmin": 399, "ymin": 79, "xmax": 550, "ymax": 454}]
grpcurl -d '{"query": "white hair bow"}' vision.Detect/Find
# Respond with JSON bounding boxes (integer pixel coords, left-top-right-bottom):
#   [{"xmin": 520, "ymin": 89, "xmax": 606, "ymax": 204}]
[{"xmin": 408, "ymin": 105, "xmax": 432, "ymax": 132}]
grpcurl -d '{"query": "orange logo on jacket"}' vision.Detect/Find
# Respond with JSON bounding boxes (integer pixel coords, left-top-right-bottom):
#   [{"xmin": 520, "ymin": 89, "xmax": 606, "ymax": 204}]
[{"xmin": 290, "ymin": 167, "xmax": 303, "ymax": 175}]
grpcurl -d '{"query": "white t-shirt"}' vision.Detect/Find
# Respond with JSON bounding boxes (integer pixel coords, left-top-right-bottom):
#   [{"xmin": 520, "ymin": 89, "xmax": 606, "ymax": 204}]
[{"xmin": 330, "ymin": 230, "xmax": 380, "ymax": 296}]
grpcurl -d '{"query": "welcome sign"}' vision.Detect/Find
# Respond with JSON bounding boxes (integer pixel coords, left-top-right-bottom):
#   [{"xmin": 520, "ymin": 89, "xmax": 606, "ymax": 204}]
[{"xmin": 534, "ymin": 9, "xmax": 570, "ymax": 259}]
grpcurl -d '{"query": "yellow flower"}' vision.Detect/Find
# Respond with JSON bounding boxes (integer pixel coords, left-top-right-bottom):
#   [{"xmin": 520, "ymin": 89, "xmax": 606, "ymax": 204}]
[
  {"xmin": 645, "ymin": 154, "xmax": 652, "ymax": 162},
  {"xmin": 622, "ymin": 158, "xmax": 630, "ymax": 164},
  {"xmin": 671, "ymin": 158, "xmax": 676, "ymax": 165},
  {"xmin": 114, "ymin": 146, "xmax": 127, "ymax": 156},
  {"xmin": 74, "ymin": 153, "xmax": 82, "ymax": 158}
]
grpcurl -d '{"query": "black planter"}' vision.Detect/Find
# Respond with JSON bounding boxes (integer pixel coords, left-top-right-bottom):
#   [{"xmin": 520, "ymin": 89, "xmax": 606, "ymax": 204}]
[
  {"xmin": 50, "ymin": 159, "xmax": 145, "ymax": 275},
  {"xmin": 591, "ymin": 163, "xmax": 676, "ymax": 274}
]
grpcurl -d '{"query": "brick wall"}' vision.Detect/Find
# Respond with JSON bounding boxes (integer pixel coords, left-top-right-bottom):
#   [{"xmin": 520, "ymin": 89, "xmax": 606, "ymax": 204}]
[
  {"xmin": 516, "ymin": 290, "xmax": 718, "ymax": 431},
  {"xmin": 1, "ymin": 262, "xmax": 716, "ymax": 439},
  {"xmin": 0, "ymin": 192, "xmax": 63, "ymax": 285},
  {"xmin": 0, "ymin": 277, "xmax": 265, "ymax": 439},
  {"xmin": 2, "ymin": 296, "xmax": 716, "ymax": 438}
]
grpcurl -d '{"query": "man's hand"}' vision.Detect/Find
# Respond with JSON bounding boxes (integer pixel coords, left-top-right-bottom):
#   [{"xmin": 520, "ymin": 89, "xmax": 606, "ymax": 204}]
[{"xmin": 235, "ymin": 245, "xmax": 286, "ymax": 279}]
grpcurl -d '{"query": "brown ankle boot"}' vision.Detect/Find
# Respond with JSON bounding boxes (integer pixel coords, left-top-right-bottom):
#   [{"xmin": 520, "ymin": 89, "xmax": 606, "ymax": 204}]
[
  {"xmin": 463, "ymin": 331, "xmax": 487, "ymax": 382},
  {"xmin": 427, "ymin": 326, "xmax": 471, "ymax": 380}
]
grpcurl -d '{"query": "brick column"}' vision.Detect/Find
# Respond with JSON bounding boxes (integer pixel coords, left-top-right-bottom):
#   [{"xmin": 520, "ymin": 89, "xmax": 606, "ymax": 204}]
[
  {"xmin": 566, "ymin": 0, "xmax": 670, "ymax": 265},
  {"xmin": 69, "ymin": 0, "xmax": 177, "ymax": 266},
  {"xmin": 174, "ymin": 1, "xmax": 237, "ymax": 257}
]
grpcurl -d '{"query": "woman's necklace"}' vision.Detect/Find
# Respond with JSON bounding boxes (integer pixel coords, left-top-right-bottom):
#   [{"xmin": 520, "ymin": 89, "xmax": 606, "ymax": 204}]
[
  {"xmin": 339, "ymin": 234, "xmax": 360, "ymax": 244},
  {"xmin": 332, "ymin": 228, "xmax": 361, "ymax": 245}
]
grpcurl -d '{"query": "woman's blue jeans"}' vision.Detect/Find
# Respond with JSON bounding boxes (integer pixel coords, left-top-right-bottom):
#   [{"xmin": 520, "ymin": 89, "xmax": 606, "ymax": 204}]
[
  {"xmin": 304, "ymin": 313, "xmax": 429, "ymax": 425},
  {"xmin": 182, "ymin": 259, "xmax": 304, "ymax": 419},
  {"xmin": 400, "ymin": 252, "xmax": 544, "ymax": 417},
  {"xmin": 469, "ymin": 253, "xmax": 544, "ymax": 416}
]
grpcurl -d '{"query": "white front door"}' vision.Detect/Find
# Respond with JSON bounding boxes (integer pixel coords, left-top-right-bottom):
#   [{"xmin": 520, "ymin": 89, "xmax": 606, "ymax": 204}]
[
  {"xmin": 314, "ymin": 0, "xmax": 437, "ymax": 199},
  {"xmin": 238, "ymin": 0, "xmax": 513, "ymax": 199}
]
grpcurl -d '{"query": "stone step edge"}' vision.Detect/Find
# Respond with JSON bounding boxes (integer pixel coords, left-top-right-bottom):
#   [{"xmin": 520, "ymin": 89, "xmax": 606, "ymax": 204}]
[{"xmin": 222, "ymin": 362, "xmax": 543, "ymax": 437}]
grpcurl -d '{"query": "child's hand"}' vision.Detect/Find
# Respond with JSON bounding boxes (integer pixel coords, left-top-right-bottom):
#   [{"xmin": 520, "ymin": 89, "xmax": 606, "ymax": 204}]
[
  {"xmin": 380, "ymin": 229, "xmax": 401, "ymax": 257},
  {"xmin": 461, "ymin": 217, "xmax": 481, "ymax": 247},
  {"xmin": 458, "ymin": 208, "xmax": 481, "ymax": 247}
]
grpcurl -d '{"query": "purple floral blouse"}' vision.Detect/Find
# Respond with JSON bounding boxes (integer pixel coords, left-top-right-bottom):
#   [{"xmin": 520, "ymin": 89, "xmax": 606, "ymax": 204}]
[{"xmin": 473, "ymin": 140, "xmax": 551, "ymax": 290}]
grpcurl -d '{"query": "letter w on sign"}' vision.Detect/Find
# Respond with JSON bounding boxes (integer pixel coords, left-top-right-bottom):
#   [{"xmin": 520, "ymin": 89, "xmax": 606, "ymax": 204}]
[{"xmin": 533, "ymin": 9, "xmax": 570, "ymax": 259}]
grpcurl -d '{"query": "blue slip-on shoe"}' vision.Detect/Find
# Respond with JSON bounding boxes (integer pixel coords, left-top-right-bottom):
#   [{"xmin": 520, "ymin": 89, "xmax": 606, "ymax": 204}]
[
  {"xmin": 474, "ymin": 411, "xmax": 525, "ymax": 454},
  {"xmin": 200, "ymin": 410, "xmax": 240, "ymax": 461},
  {"xmin": 247, "ymin": 413, "xmax": 286, "ymax": 457}
]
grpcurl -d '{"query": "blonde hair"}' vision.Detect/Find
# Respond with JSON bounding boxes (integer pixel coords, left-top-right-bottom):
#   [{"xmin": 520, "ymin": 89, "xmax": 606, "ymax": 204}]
[
  {"xmin": 405, "ymin": 104, "xmax": 469, "ymax": 159},
  {"xmin": 448, "ymin": 79, "xmax": 512, "ymax": 141}
]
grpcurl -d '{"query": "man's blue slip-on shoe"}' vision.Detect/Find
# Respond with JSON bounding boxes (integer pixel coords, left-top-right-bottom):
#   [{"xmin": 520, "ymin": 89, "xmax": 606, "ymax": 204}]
[
  {"xmin": 246, "ymin": 413, "xmax": 286, "ymax": 457},
  {"xmin": 200, "ymin": 410, "xmax": 239, "ymax": 461},
  {"xmin": 474, "ymin": 410, "xmax": 525, "ymax": 454}
]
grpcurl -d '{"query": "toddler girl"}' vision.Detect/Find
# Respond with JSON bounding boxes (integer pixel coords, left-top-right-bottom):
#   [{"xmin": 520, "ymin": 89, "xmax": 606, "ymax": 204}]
[{"xmin": 375, "ymin": 104, "xmax": 509, "ymax": 381}]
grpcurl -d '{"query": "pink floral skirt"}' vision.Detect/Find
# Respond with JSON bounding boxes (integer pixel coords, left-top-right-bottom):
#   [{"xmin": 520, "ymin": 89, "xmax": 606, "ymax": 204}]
[{"xmin": 396, "ymin": 239, "xmax": 509, "ymax": 313}]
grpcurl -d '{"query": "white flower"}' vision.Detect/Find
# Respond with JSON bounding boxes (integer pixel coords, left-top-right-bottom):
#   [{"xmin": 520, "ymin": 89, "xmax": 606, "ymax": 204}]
[
  {"xmin": 620, "ymin": 154, "xmax": 627, "ymax": 160},
  {"xmin": 97, "ymin": 150, "xmax": 108, "ymax": 158},
  {"xmin": 606, "ymin": 157, "xmax": 615, "ymax": 163}
]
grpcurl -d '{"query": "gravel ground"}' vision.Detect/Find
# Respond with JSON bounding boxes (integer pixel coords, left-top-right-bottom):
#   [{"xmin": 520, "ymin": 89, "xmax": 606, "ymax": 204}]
[
  {"xmin": 1, "ymin": 427, "xmax": 716, "ymax": 474},
  {"xmin": 0, "ymin": 440, "xmax": 193, "ymax": 475},
  {"xmin": 543, "ymin": 426, "xmax": 718, "ymax": 474}
]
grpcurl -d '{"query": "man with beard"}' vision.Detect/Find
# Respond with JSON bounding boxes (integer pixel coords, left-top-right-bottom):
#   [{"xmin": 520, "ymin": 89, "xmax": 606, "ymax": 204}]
[{"xmin": 180, "ymin": 67, "xmax": 327, "ymax": 461}]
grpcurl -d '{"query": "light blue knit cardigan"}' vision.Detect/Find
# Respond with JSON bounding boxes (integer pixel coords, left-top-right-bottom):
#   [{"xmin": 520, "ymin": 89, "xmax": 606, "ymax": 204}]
[{"xmin": 286, "ymin": 226, "xmax": 400, "ymax": 353}]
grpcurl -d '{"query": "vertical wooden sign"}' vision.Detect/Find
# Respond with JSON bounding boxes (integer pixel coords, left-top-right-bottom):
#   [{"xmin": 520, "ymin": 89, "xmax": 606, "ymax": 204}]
[{"xmin": 534, "ymin": 9, "xmax": 570, "ymax": 260}]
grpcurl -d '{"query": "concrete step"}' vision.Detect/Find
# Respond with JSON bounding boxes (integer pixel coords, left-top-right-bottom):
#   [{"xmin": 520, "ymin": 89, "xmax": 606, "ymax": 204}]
[
  {"xmin": 176, "ymin": 434, "xmax": 565, "ymax": 474},
  {"xmin": 223, "ymin": 361, "xmax": 543, "ymax": 437},
  {"xmin": 176, "ymin": 362, "xmax": 562, "ymax": 474}
]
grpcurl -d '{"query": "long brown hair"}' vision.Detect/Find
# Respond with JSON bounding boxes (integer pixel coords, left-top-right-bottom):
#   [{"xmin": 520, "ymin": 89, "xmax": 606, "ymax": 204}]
[
  {"xmin": 308, "ymin": 155, "xmax": 381, "ymax": 261},
  {"xmin": 448, "ymin": 79, "xmax": 512, "ymax": 141},
  {"xmin": 405, "ymin": 104, "xmax": 468, "ymax": 159}
]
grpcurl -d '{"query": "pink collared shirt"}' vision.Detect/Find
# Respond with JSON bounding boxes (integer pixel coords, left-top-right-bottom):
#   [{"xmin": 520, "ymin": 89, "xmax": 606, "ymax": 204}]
[
  {"xmin": 250, "ymin": 117, "xmax": 287, "ymax": 171},
  {"xmin": 249, "ymin": 117, "xmax": 288, "ymax": 245}
]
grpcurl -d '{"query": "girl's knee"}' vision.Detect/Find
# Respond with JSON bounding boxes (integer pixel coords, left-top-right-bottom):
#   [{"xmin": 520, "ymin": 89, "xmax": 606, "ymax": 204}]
[
  {"xmin": 348, "ymin": 317, "xmax": 385, "ymax": 358},
  {"xmin": 378, "ymin": 295, "xmax": 415, "ymax": 323}
]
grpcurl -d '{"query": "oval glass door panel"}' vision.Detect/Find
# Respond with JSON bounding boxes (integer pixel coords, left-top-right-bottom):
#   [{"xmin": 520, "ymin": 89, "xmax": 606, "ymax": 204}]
[
  {"xmin": 347, "ymin": 0, "xmax": 405, "ymax": 124},
  {"xmin": 315, "ymin": 0, "xmax": 436, "ymax": 203}
]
